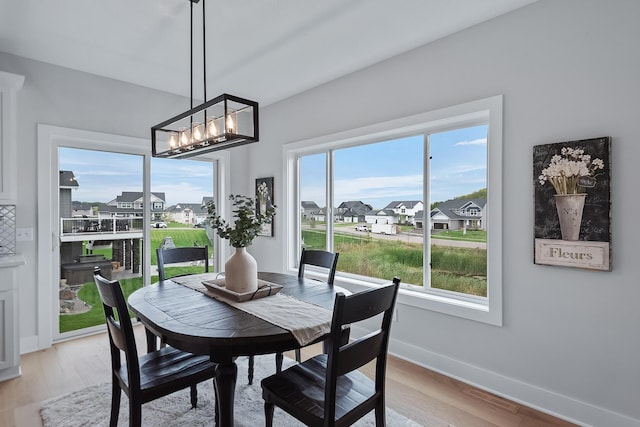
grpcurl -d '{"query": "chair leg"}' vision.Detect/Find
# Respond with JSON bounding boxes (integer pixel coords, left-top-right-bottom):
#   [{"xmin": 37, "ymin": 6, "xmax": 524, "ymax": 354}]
[
  {"xmin": 129, "ymin": 401, "xmax": 142, "ymax": 427},
  {"xmin": 264, "ymin": 401, "xmax": 275, "ymax": 427},
  {"xmin": 212, "ymin": 379, "xmax": 219, "ymax": 427},
  {"xmin": 110, "ymin": 381, "xmax": 121, "ymax": 427},
  {"xmin": 294, "ymin": 348, "xmax": 302, "ymax": 362},
  {"xmin": 248, "ymin": 355, "xmax": 254, "ymax": 385},
  {"xmin": 375, "ymin": 399, "xmax": 386, "ymax": 426},
  {"xmin": 275, "ymin": 352, "xmax": 284, "ymax": 373},
  {"xmin": 190, "ymin": 384, "xmax": 198, "ymax": 408}
]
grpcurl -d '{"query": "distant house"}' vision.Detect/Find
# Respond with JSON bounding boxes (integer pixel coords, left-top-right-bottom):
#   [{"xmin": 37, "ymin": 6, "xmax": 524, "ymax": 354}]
[
  {"xmin": 336, "ymin": 201, "xmax": 373, "ymax": 223},
  {"xmin": 428, "ymin": 198, "xmax": 487, "ymax": 230},
  {"xmin": 59, "ymin": 171, "xmax": 79, "ymax": 219},
  {"xmin": 364, "ymin": 209, "xmax": 397, "ymax": 225},
  {"xmin": 312, "ymin": 207, "xmax": 328, "ymax": 222},
  {"xmin": 301, "ymin": 201, "xmax": 320, "ymax": 219},
  {"xmin": 98, "ymin": 191, "xmax": 166, "ymax": 221},
  {"xmin": 382, "ymin": 200, "xmax": 424, "ymax": 225},
  {"xmin": 71, "ymin": 201, "xmax": 95, "ymax": 217},
  {"xmin": 166, "ymin": 202, "xmax": 208, "ymax": 225}
]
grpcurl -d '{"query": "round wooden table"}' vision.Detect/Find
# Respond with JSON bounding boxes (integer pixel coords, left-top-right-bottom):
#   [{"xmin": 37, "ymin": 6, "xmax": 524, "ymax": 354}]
[{"xmin": 128, "ymin": 272, "xmax": 344, "ymax": 426}]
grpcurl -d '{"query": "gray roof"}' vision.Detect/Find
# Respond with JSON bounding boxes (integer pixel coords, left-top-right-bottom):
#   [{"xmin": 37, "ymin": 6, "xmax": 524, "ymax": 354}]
[
  {"xmin": 383, "ymin": 200, "xmax": 422, "ymax": 209},
  {"xmin": 59, "ymin": 170, "xmax": 78, "ymax": 188},
  {"xmin": 116, "ymin": 191, "xmax": 166, "ymax": 203},
  {"xmin": 430, "ymin": 198, "xmax": 486, "ymax": 219},
  {"xmin": 369, "ymin": 209, "xmax": 396, "ymax": 216},
  {"xmin": 301, "ymin": 201, "xmax": 320, "ymax": 210},
  {"xmin": 337, "ymin": 201, "xmax": 373, "ymax": 215},
  {"xmin": 167, "ymin": 203, "xmax": 208, "ymax": 215}
]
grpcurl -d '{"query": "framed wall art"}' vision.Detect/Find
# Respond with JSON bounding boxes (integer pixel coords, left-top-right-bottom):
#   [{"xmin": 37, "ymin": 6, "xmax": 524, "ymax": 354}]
[
  {"xmin": 533, "ymin": 136, "xmax": 611, "ymax": 271},
  {"xmin": 256, "ymin": 177, "xmax": 274, "ymax": 237}
]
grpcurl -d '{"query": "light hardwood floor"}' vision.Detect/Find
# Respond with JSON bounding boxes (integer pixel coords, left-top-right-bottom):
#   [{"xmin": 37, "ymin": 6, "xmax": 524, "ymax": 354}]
[{"xmin": 0, "ymin": 326, "xmax": 577, "ymax": 427}]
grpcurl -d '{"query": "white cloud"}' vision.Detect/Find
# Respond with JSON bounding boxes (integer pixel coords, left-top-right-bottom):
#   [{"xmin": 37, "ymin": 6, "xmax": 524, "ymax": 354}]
[{"xmin": 455, "ymin": 138, "xmax": 486, "ymax": 146}]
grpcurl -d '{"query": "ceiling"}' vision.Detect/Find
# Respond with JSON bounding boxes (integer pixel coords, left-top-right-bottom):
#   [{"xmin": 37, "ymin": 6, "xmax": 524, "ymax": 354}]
[{"xmin": 0, "ymin": 0, "xmax": 537, "ymax": 106}]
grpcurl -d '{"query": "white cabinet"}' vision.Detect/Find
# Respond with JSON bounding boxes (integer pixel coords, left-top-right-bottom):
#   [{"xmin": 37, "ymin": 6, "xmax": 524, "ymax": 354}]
[
  {"xmin": 0, "ymin": 71, "xmax": 25, "ymax": 203},
  {"xmin": 0, "ymin": 71, "xmax": 26, "ymax": 381},
  {"xmin": 0, "ymin": 255, "xmax": 25, "ymax": 381}
]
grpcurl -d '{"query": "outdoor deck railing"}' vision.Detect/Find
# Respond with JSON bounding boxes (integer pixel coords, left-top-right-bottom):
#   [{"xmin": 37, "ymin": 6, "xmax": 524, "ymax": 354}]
[{"xmin": 60, "ymin": 216, "xmax": 144, "ymax": 236}]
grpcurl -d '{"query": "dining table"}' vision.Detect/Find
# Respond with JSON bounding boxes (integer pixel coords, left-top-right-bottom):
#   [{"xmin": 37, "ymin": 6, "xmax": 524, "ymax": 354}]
[{"xmin": 127, "ymin": 271, "xmax": 345, "ymax": 426}]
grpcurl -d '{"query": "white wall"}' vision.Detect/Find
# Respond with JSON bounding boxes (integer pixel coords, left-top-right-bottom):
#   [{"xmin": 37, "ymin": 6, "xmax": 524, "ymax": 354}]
[
  {"xmin": 0, "ymin": 51, "xmax": 193, "ymax": 351},
  {"xmin": 248, "ymin": 1, "xmax": 640, "ymax": 426},
  {"xmin": 3, "ymin": 0, "xmax": 639, "ymax": 425}
]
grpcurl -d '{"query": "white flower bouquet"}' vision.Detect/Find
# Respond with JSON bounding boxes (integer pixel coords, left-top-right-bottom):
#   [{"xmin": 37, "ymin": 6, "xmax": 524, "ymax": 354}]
[{"xmin": 538, "ymin": 146, "xmax": 604, "ymax": 195}]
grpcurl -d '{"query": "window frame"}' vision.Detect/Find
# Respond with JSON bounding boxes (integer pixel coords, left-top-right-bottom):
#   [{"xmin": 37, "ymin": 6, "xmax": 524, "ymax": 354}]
[{"xmin": 285, "ymin": 95, "xmax": 503, "ymax": 325}]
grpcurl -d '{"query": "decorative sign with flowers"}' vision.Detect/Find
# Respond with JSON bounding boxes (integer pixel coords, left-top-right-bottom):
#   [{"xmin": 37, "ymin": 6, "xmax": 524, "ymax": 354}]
[
  {"xmin": 538, "ymin": 147, "xmax": 605, "ymax": 195},
  {"xmin": 533, "ymin": 137, "xmax": 611, "ymax": 271}
]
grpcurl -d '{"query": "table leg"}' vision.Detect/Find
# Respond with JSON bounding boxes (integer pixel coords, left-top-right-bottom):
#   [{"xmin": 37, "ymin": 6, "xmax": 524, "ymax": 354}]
[{"xmin": 213, "ymin": 361, "xmax": 237, "ymax": 427}]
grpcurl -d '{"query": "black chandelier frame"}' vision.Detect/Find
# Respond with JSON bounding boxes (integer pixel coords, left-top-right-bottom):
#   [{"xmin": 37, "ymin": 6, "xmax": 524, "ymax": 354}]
[{"xmin": 151, "ymin": 0, "xmax": 259, "ymax": 159}]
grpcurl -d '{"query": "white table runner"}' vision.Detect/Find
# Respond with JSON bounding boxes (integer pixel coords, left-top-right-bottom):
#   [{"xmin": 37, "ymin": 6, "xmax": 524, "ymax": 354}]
[{"xmin": 171, "ymin": 273, "xmax": 332, "ymax": 346}]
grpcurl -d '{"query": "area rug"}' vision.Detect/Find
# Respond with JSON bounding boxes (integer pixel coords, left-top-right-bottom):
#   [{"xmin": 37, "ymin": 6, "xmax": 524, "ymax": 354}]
[{"xmin": 40, "ymin": 355, "xmax": 423, "ymax": 426}]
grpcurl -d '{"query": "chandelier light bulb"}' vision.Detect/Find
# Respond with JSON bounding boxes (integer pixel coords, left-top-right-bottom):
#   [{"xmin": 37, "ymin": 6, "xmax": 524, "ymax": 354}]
[
  {"xmin": 206, "ymin": 116, "xmax": 218, "ymax": 138},
  {"xmin": 168, "ymin": 131, "xmax": 178, "ymax": 149},
  {"xmin": 226, "ymin": 114, "xmax": 235, "ymax": 133}
]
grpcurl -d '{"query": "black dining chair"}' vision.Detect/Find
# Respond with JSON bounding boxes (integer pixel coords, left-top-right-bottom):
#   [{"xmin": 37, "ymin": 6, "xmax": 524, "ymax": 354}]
[
  {"xmin": 156, "ymin": 245, "xmax": 209, "ymax": 281},
  {"xmin": 261, "ymin": 277, "xmax": 401, "ymax": 427},
  {"xmin": 246, "ymin": 249, "xmax": 340, "ymax": 385},
  {"xmin": 93, "ymin": 268, "xmax": 217, "ymax": 427},
  {"xmin": 146, "ymin": 246, "xmax": 210, "ymax": 351}
]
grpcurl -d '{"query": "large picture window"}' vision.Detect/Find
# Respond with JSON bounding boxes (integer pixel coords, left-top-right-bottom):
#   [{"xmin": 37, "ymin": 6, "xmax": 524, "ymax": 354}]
[{"xmin": 287, "ymin": 96, "xmax": 502, "ymax": 325}]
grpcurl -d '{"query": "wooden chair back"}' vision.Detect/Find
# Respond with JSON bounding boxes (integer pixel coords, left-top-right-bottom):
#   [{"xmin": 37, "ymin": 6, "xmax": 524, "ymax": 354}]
[
  {"xmin": 323, "ymin": 277, "xmax": 400, "ymax": 423},
  {"xmin": 261, "ymin": 277, "xmax": 400, "ymax": 426},
  {"xmin": 93, "ymin": 268, "xmax": 141, "ymax": 390},
  {"xmin": 93, "ymin": 267, "xmax": 216, "ymax": 426},
  {"xmin": 156, "ymin": 246, "xmax": 209, "ymax": 281},
  {"xmin": 298, "ymin": 248, "xmax": 339, "ymax": 285}
]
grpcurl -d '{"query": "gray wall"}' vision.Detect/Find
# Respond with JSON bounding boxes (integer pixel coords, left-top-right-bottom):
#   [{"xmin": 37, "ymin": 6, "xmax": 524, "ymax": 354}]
[
  {"xmin": 249, "ymin": 1, "xmax": 640, "ymax": 426},
  {"xmin": 0, "ymin": 50, "xmax": 192, "ymax": 351},
  {"xmin": 2, "ymin": 0, "xmax": 639, "ymax": 425}
]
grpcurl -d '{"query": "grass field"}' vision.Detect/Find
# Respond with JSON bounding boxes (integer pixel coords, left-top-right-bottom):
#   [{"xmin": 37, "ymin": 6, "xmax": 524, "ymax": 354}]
[{"xmin": 302, "ymin": 229, "xmax": 487, "ymax": 296}]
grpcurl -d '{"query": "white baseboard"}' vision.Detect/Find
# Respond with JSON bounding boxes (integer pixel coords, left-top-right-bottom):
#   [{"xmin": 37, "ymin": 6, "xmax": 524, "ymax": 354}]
[{"xmin": 349, "ymin": 325, "xmax": 639, "ymax": 427}]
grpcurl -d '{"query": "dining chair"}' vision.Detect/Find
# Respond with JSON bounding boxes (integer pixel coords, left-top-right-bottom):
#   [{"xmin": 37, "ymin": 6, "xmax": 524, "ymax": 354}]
[
  {"xmin": 246, "ymin": 249, "xmax": 339, "ymax": 385},
  {"xmin": 93, "ymin": 268, "xmax": 217, "ymax": 427},
  {"xmin": 156, "ymin": 245, "xmax": 209, "ymax": 281},
  {"xmin": 261, "ymin": 277, "xmax": 401, "ymax": 427},
  {"xmin": 146, "ymin": 246, "xmax": 210, "ymax": 351}
]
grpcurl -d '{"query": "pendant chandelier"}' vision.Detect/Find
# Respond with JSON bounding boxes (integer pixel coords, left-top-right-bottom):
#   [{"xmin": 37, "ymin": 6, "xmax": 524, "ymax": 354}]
[{"xmin": 151, "ymin": 0, "xmax": 259, "ymax": 159}]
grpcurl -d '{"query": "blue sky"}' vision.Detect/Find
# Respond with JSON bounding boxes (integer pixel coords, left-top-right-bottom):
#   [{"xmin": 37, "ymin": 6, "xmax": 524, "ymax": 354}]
[
  {"xmin": 60, "ymin": 124, "xmax": 486, "ymax": 209},
  {"xmin": 301, "ymin": 124, "xmax": 488, "ymax": 209},
  {"xmin": 59, "ymin": 148, "xmax": 214, "ymax": 206}
]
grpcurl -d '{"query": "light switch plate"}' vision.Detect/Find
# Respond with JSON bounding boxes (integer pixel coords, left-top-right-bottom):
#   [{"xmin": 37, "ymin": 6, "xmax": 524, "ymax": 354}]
[{"xmin": 16, "ymin": 227, "xmax": 34, "ymax": 241}]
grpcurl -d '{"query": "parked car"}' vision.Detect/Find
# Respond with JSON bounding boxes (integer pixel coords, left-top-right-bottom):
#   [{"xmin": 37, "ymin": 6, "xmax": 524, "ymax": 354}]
[
  {"xmin": 355, "ymin": 224, "xmax": 370, "ymax": 232},
  {"xmin": 154, "ymin": 221, "xmax": 167, "ymax": 228},
  {"xmin": 194, "ymin": 222, "xmax": 206, "ymax": 228}
]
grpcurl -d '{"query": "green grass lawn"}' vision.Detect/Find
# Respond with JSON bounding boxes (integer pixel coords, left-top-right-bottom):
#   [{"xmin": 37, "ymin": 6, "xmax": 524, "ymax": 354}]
[
  {"xmin": 431, "ymin": 229, "xmax": 486, "ymax": 242},
  {"xmin": 59, "ymin": 265, "xmax": 207, "ymax": 333},
  {"xmin": 302, "ymin": 229, "xmax": 486, "ymax": 296}
]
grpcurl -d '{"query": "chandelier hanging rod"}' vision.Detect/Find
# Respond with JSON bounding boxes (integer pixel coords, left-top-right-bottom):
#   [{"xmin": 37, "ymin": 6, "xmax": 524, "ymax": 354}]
[{"xmin": 151, "ymin": 0, "xmax": 259, "ymax": 159}]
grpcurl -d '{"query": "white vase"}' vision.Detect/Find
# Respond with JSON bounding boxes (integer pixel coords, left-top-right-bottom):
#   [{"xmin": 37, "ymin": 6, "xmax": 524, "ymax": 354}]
[
  {"xmin": 554, "ymin": 193, "xmax": 586, "ymax": 241},
  {"xmin": 224, "ymin": 247, "xmax": 258, "ymax": 294}
]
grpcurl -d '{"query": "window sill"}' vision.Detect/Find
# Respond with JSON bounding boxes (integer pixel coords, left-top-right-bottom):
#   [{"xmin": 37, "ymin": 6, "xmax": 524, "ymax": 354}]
[{"xmin": 327, "ymin": 273, "xmax": 501, "ymax": 327}]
